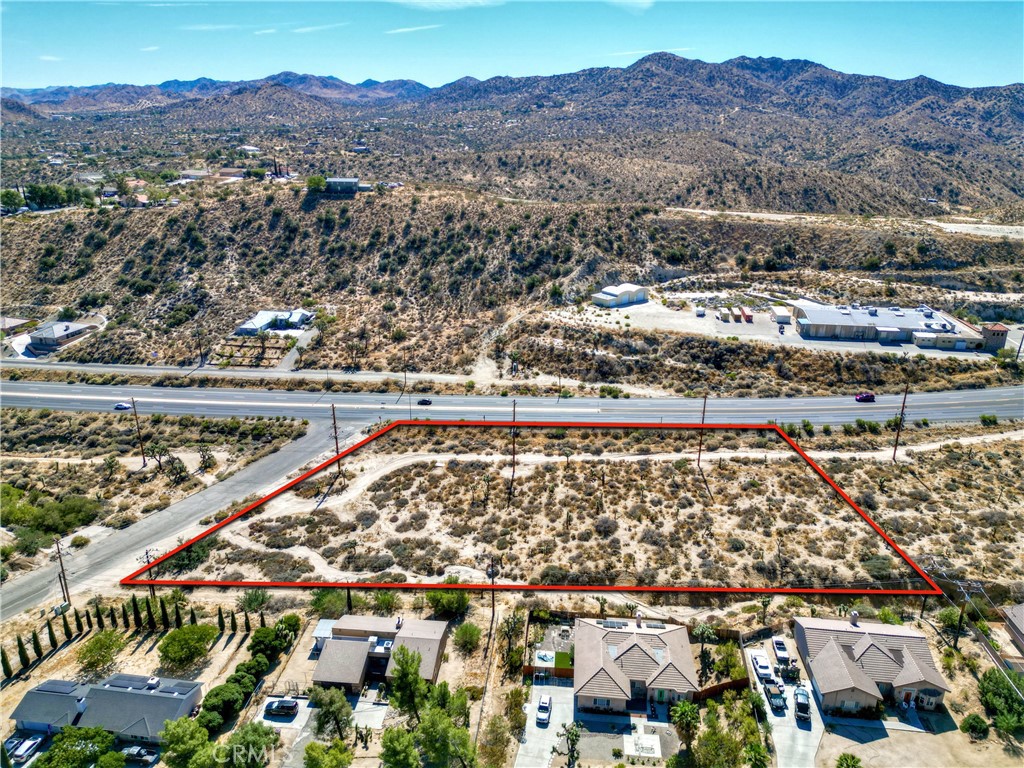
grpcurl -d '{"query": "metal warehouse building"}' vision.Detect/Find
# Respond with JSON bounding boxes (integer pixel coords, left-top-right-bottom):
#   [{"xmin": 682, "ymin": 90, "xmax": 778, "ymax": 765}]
[{"xmin": 790, "ymin": 302, "xmax": 989, "ymax": 350}]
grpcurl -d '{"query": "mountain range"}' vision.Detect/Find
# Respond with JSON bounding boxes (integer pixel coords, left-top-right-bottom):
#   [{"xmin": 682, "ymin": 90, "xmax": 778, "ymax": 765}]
[{"xmin": 3, "ymin": 54, "xmax": 1021, "ymax": 214}]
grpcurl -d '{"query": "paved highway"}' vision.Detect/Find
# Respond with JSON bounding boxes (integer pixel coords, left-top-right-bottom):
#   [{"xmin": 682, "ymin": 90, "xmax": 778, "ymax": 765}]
[
  {"xmin": 1, "ymin": 380, "xmax": 1021, "ymax": 425},
  {"xmin": 1, "ymin": 379, "xmax": 1020, "ymax": 620}
]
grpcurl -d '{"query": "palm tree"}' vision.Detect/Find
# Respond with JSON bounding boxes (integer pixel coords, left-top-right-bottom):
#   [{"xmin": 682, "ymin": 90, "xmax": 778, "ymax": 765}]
[
  {"xmin": 670, "ymin": 700, "xmax": 700, "ymax": 755},
  {"xmin": 692, "ymin": 622, "xmax": 717, "ymax": 654}
]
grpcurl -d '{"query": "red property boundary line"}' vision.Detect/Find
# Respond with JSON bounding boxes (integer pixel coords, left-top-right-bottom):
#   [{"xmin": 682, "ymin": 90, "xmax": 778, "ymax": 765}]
[{"xmin": 121, "ymin": 421, "xmax": 941, "ymax": 596}]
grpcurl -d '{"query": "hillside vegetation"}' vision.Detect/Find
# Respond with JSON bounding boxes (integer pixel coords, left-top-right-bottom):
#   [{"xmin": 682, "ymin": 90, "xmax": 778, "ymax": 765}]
[{"xmin": 1, "ymin": 185, "xmax": 1021, "ymax": 392}]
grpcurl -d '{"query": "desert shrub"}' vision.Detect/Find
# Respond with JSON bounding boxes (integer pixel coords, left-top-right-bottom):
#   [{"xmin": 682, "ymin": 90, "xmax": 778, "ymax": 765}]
[
  {"xmin": 959, "ymin": 713, "xmax": 989, "ymax": 739},
  {"xmin": 454, "ymin": 622, "xmax": 482, "ymax": 654},
  {"xmin": 158, "ymin": 624, "xmax": 218, "ymax": 672}
]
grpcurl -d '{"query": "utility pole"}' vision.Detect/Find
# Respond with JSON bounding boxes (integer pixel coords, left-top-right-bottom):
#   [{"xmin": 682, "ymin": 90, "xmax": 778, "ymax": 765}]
[
  {"xmin": 138, "ymin": 549, "xmax": 158, "ymax": 600},
  {"xmin": 892, "ymin": 380, "xmax": 910, "ymax": 462},
  {"xmin": 330, "ymin": 404, "xmax": 341, "ymax": 475},
  {"xmin": 53, "ymin": 537, "xmax": 71, "ymax": 604},
  {"xmin": 487, "ymin": 555, "xmax": 498, "ymax": 615},
  {"xmin": 1016, "ymin": 330, "xmax": 1023, "ymax": 361},
  {"xmin": 195, "ymin": 327, "xmax": 205, "ymax": 368},
  {"xmin": 131, "ymin": 397, "xmax": 147, "ymax": 467},
  {"xmin": 697, "ymin": 392, "xmax": 708, "ymax": 469}
]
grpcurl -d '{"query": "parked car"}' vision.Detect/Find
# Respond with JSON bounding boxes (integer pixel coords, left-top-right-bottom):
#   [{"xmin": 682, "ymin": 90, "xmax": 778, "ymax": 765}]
[
  {"xmin": 536, "ymin": 695, "xmax": 552, "ymax": 726},
  {"xmin": 4, "ymin": 737, "xmax": 23, "ymax": 755},
  {"xmin": 264, "ymin": 699, "xmax": 299, "ymax": 717},
  {"xmin": 750, "ymin": 651, "xmax": 773, "ymax": 681},
  {"xmin": 13, "ymin": 735, "xmax": 44, "ymax": 763},
  {"xmin": 793, "ymin": 686, "xmax": 812, "ymax": 721},
  {"xmin": 121, "ymin": 746, "xmax": 159, "ymax": 764},
  {"xmin": 772, "ymin": 636, "xmax": 790, "ymax": 665},
  {"xmin": 416, "ymin": 398, "xmax": 433, "ymax": 406},
  {"xmin": 113, "ymin": 402, "xmax": 132, "ymax": 410},
  {"xmin": 762, "ymin": 680, "xmax": 786, "ymax": 711},
  {"xmin": 854, "ymin": 392, "xmax": 876, "ymax": 403}
]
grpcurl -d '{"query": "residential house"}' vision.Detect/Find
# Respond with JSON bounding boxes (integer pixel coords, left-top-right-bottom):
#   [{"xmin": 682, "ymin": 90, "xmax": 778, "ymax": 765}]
[
  {"xmin": 10, "ymin": 675, "xmax": 202, "ymax": 743},
  {"xmin": 325, "ymin": 177, "xmax": 360, "ymax": 195},
  {"xmin": 591, "ymin": 283, "xmax": 649, "ymax": 308},
  {"xmin": 573, "ymin": 617, "xmax": 698, "ymax": 713},
  {"xmin": 10, "ymin": 680, "xmax": 89, "ymax": 735},
  {"xmin": 793, "ymin": 615, "xmax": 950, "ymax": 714},
  {"xmin": 28, "ymin": 321, "xmax": 90, "ymax": 353},
  {"xmin": 180, "ymin": 169, "xmax": 210, "ymax": 181},
  {"xmin": 235, "ymin": 309, "xmax": 313, "ymax": 336},
  {"xmin": 1001, "ymin": 603, "xmax": 1024, "ymax": 664},
  {"xmin": 312, "ymin": 616, "xmax": 448, "ymax": 693}
]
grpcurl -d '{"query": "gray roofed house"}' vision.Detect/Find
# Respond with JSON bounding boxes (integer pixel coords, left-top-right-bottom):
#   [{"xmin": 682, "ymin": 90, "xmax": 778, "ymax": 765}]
[
  {"xmin": 75, "ymin": 675, "xmax": 203, "ymax": 743},
  {"xmin": 312, "ymin": 639, "xmax": 371, "ymax": 693},
  {"xmin": 1001, "ymin": 603, "xmax": 1024, "ymax": 662},
  {"xmin": 10, "ymin": 676, "xmax": 201, "ymax": 742},
  {"xmin": 312, "ymin": 616, "xmax": 448, "ymax": 693},
  {"xmin": 10, "ymin": 680, "xmax": 89, "ymax": 734},
  {"xmin": 793, "ymin": 615, "xmax": 949, "ymax": 714},
  {"xmin": 573, "ymin": 618, "xmax": 698, "ymax": 713},
  {"xmin": 28, "ymin": 321, "xmax": 90, "ymax": 353}
]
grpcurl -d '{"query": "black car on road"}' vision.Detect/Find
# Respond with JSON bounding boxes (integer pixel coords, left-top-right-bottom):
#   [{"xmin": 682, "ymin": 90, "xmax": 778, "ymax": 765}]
[{"xmin": 417, "ymin": 398, "xmax": 433, "ymax": 406}]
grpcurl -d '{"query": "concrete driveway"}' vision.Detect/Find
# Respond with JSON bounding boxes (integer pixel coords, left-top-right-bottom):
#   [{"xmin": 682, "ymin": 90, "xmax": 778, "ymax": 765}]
[
  {"xmin": 767, "ymin": 683, "xmax": 825, "ymax": 768},
  {"xmin": 513, "ymin": 684, "xmax": 575, "ymax": 768},
  {"xmin": 255, "ymin": 697, "xmax": 315, "ymax": 768}
]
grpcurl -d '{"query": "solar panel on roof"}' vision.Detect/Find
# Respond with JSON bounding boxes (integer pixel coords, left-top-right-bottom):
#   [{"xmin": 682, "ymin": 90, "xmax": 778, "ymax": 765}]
[{"xmin": 37, "ymin": 680, "xmax": 79, "ymax": 694}]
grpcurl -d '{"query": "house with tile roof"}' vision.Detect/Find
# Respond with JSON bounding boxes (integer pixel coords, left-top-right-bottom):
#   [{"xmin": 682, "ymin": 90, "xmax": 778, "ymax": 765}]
[
  {"xmin": 793, "ymin": 614, "xmax": 949, "ymax": 714},
  {"xmin": 573, "ymin": 617, "xmax": 698, "ymax": 713}
]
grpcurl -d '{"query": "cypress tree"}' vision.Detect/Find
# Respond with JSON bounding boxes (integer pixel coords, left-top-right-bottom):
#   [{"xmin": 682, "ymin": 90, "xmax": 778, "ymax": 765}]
[
  {"xmin": 85, "ymin": 611, "xmax": 93, "ymax": 631},
  {"xmin": 75, "ymin": 609, "xmax": 84, "ymax": 635},
  {"xmin": 2, "ymin": 742, "xmax": 11, "ymax": 768},
  {"xmin": 62, "ymin": 612, "xmax": 73, "ymax": 642},
  {"xmin": 122, "ymin": 604, "xmax": 130, "ymax": 628},
  {"xmin": 95, "ymin": 605, "xmax": 105, "ymax": 630},
  {"xmin": 17, "ymin": 637, "xmax": 30, "ymax": 669},
  {"xmin": 174, "ymin": 604, "xmax": 183, "ymax": 629},
  {"xmin": 259, "ymin": 611, "xmax": 266, "ymax": 628},
  {"xmin": 145, "ymin": 598, "xmax": 156, "ymax": 632},
  {"xmin": 132, "ymin": 595, "xmax": 143, "ymax": 629},
  {"xmin": 189, "ymin": 608, "xmax": 198, "ymax": 626},
  {"xmin": 2, "ymin": 646, "xmax": 13, "ymax": 679},
  {"xmin": 46, "ymin": 620, "xmax": 58, "ymax": 651},
  {"xmin": 31, "ymin": 631, "xmax": 43, "ymax": 660},
  {"xmin": 244, "ymin": 612, "xmax": 251, "ymax": 633},
  {"xmin": 217, "ymin": 607, "xmax": 225, "ymax": 633},
  {"xmin": 107, "ymin": 606, "xmax": 117, "ymax": 629},
  {"xmin": 230, "ymin": 611, "xmax": 237, "ymax": 633},
  {"xmin": 160, "ymin": 598, "xmax": 170, "ymax": 630}
]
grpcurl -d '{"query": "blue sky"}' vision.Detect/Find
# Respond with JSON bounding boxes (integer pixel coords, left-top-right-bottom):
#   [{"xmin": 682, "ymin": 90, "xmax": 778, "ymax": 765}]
[{"xmin": 2, "ymin": 1, "xmax": 1021, "ymax": 90}]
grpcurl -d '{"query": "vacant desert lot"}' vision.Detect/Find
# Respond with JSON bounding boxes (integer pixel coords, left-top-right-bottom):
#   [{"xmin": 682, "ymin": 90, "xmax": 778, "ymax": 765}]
[{"xmin": 165, "ymin": 425, "xmax": 946, "ymax": 591}]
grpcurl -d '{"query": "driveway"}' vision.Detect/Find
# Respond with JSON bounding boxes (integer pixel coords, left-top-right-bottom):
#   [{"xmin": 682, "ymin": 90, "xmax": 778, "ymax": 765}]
[
  {"xmin": 254, "ymin": 697, "xmax": 315, "ymax": 768},
  {"xmin": 514, "ymin": 683, "xmax": 575, "ymax": 768},
  {"xmin": 767, "ymin": 683, "xmax": 825, "ymax": 768}
]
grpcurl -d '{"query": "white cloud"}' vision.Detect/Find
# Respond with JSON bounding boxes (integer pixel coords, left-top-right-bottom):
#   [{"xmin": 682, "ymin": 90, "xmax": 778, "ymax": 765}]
[
  {"xmin": 140, "ymin": 45, "xmax": 160, "ymax": 52},
  {"xmin": 38, "ymin": 55, "xmax": 62, "ymax": 62},
  {"xmin": 254, "ymin": 29, "xmax": 277, "ymax": 35},
  {"xmin": 385, "ymin": 24, "xmax": 443, "ymax": 34},
  {"xmin": 608, "ymin": 47, "xmax": 692, "ymax": 56},
  {"xmin": 293, "ymin": 22, "xmax": 350, "ymax": 33}
]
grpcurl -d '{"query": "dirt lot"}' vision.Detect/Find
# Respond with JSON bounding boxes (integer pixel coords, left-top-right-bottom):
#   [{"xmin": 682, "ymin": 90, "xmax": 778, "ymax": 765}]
[{"xmin": 816, "ymin": 723, "xmax": 1022, "ymax": 768}]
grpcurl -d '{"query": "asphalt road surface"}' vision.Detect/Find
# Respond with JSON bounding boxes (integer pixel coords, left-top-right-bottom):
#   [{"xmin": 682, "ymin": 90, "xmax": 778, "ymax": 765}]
[
  {"xmin": 2, "ymin": 380, "xmax": 1021, "ymax": 425},
  {"xmin": 1, "ymin": 379, "xmax": 1020, "ymax": 620}
]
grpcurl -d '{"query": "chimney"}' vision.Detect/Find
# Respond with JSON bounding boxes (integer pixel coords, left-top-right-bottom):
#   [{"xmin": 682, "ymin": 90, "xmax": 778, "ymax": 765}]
[
  {"xmin": 850, "ymin": 610, "xmax": 859, "ymax": 627},
  {"xmin": 396, "ymin": 616, "xmax": 403, "ymax": 630},
  {"xmin": 635, "ymin": 610, "xmax": 643, "ymax": 628}
]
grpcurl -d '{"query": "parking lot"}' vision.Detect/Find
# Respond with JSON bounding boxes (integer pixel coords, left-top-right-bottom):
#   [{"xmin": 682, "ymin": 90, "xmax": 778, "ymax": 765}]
[
  {"xmin": 513, "ymin": 683, "xmax": 575, "ymax": 768},
  {"xmin": 745, "ymin": 639, "xmax": 825, "ymax": 768}
]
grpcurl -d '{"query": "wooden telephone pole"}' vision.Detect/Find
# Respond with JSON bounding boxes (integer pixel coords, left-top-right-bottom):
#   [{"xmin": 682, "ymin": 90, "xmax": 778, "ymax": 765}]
[
  {"xmin": 331, "ymin": 404, "xmax": 341, "ymax": 475},
  {"xmin": 53, "ymin": 537, "xmax": 71, "ymax": 604},
  {"xmin": 892, "ymin": 381, "xmax": 911, "ymax": 462},
  {"xmin": 697, "ymin": 392, "xmax": 708, "ymax": 468},
  {"xmin": 131, "ymin": 397, "xmax": 147, "ymax": 467}
]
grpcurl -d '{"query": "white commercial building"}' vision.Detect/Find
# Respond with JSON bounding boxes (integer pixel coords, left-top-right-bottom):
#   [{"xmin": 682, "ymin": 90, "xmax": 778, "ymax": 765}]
[{"xmin": 591, "ymin": 283, "xmax": 649, "ymax": 308}]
